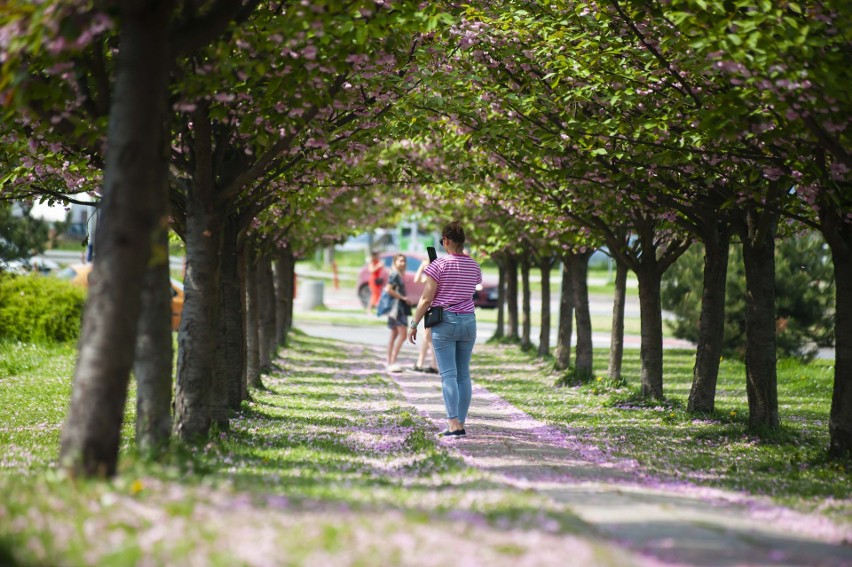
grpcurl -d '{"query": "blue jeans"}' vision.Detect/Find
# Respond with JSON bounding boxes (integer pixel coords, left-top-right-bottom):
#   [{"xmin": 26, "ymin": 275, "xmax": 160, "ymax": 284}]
[{"xmin": 430, "ymin": 311, "xmax": 476, "ymax": 423}]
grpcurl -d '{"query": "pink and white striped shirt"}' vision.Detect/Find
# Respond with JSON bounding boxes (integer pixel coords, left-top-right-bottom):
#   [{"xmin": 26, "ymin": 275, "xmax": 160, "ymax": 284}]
[{"xmin": 424, "ymin": 253, "xmax": 482, "ymax": 313}]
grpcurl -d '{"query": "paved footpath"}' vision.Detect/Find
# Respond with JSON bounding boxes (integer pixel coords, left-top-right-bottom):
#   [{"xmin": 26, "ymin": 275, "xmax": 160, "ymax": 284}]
[{"xmin": 365, "ymin": 345, "xmax": 852, "ymax": 567}]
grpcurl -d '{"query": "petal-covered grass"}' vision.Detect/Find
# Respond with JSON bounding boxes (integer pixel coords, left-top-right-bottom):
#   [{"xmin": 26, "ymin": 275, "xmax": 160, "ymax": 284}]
[
  {"xmin": 0, "ymin": 337, "xmax": 628, "ymax": 567},
  {"xmin": 473, "ymin": 341, "xmax": 852, "ymax": 525},
  {"xmin": 2, "ymin": 334, "xmax": 848, "ymax": 566}
]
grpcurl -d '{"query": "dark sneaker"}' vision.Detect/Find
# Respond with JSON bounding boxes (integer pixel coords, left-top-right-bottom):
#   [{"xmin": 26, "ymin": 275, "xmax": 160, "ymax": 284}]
[
  {"xmin": 412, "ymin": 365, "xmax": 425, "ymax": 372},
  {"xmin": 437, "ymin": 429, "xmax": 466, "ymax": 438},
  {"xmin": 425, "ymin": 367, "xmax": 439, "ymax": 374}
]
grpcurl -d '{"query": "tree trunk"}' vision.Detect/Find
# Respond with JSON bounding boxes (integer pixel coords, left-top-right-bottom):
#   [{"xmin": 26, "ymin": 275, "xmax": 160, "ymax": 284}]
[
  {"xmin": 59, "ymin": 2, "xmax": 171, "ymax": 477},
  {"xmin": 688, "ymin": 224, "xmax": 731, "ymax": 413},
  {"xmin": 275, "ymin": 246, "xmax": 295, "ymax": 346},
  {"xmin": 506, "ymin": 253, "xmax": 519, "ymax": 340},
  {"xmin": 738, "ymin": 209, "xmax": 779, "ymax": 429},
  {"xmin": 219, "ymin": 214, "xmax": 245, "ymax": 412},
  {"xmin": 133, "ymin": 226, "xmax": 173, "ymax": 453},
  {"xmin": 257, "ymin": 253, "xmax": 276, "ymax": 373},
  {"xmin": 245, "ymin": 245, "xmax": 262, "ymax": 388},
  {"xmin": 284, "ymin": 251, "xmax": 295, "ymax": 337},
  {"xmin": 538, "ymin": 259, "xmax": 552, "ymax": 357},
  {"xmin": 263, "ymin": 255, "xmax": 278, "ymax": 361},
  {"xmin": 636, "ymin": 263, "xmax": 665, "ymax": 399},
  {"xmin": 827, "ymin": 232, "xmax": 852, "ymax": 456},
  {"xmin": 208, "ymin": 232, "xmax": 229, "ymax": 430},
  {"xmin": 174, "ymin": 104, "xmax": 222, "ymax": 442},
  {"xmin": 238, "ymin": 246, "xmax": 249, "ymax": 400},
  {"xmin": 520, "ymin": 255, "xmax": 532, "ymax": 351},
  {"xmin": 554, "ymin": 256, "xmax": 574, "ymax": 372},
  {"xmin": 607, "ymin": 259, "xmax": 628, "ymax": 381},
  {"xmin": 494, "ymin": 256, "xmax": 506, "ymax": 340},
  {"xmin": 571, "ymin": 251, "xmax": 594, "ymax": 379}
]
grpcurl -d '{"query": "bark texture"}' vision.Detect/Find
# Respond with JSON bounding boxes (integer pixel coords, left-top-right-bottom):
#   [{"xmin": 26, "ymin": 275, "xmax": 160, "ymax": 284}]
[
  {"xmin": 636, "ymin": 266, "xmax": 664, "ymax": 399},
  {"xmin": 820, "ymin": 197, "xmax": 852, "ymax": 456},
  {"xmin": 257, "ymin": 253, "xmax": 276, "ymax": 372},
  {"xmin": 275, "ymin": 246, "xmax": 295, "ymax": 347},
  {"xmin": 829, "ymin": 238, "xmax": 852, "ymax": 456},
  {"xmin": 554, "ymin": 256, "xmax": 575, "ymax": 372},
  {"xmin": 506, "ymin": 253, "xmax": 519, "ymax": 340},
  {"xmin": 688, "ymin": 224, "xmax": 731, "ymax": 413},
  {"xmin": 245, "ymin": 245, "xmax": 262, "ymax": 388},
  {"xmin": 218, "ymin": 215, "xmax": 245, "ymax": 412},
  {"xmin": 59, "ymin": 2, "xmax": 172, "ymax": 476},
  {"xmin": 494, "ymin": 256, "xmax": 506, "ymax": 340},
  {"xmin": 134, "ymin": 226, "xmax": 173, "ymax": 453},
  {"xmin": 607, "ymin": 259, "xmax": 627, "ymax": 381},
  {"xmin": 238, "ymin": 247, "xmax": 249, "ymax": 401},
  {"xmin": 174, "ymin": 104, "xmax": 223, "ymax": 441},
  {"xmin": 738, "ymin": 209, "xmax": 779, "ymax": 429},
  {"xmin": 538, "ymin": 258, "xmax": 552, "ymax": 357},
  {"xmin": 570, "ymin": 251, "xmax": 594, "ymax": 379},
  {"xmin": 520, "ymin": 256, "xmax": 532, "ymax": 351}
]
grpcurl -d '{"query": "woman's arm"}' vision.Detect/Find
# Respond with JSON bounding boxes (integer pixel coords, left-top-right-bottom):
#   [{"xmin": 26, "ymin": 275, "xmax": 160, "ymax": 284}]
[
  {"xmin": 414, "ymin": 259, "xmax": 429, "ymax": 283},
  {"xmin": 385, "ymin": 274, "xmax": 407, "ymax": 301},
  {"xmin": 408, "ymin": 277, "xmax": 437, "ymax": 343}
]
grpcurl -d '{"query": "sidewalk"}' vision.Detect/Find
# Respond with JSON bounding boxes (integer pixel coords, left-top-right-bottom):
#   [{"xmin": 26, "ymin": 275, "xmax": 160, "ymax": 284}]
[{"xmin": 373, "ymin": 346, "xmax": 852, "ymax": 566}]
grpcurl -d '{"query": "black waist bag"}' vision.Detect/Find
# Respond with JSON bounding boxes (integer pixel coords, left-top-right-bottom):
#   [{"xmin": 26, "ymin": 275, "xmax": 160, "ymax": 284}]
[
  {"xmin": 424, "ymin": 300, "xmax": 465, "ymax": 328},
  {"xmin": 423, "ymin": 306, "xmax": 442, "ymax": 328}
]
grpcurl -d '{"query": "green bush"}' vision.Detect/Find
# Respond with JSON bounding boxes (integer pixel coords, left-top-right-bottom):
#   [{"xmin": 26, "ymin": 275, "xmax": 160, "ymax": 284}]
[
  {"xmin": 0, "ymin": 274, "xmax": 85, "ymax": 343},
  {"xmin": 662, "ymin": 232, "xmax": 834, "ymax": 361},
  {"xmin": 0, "ymin": 203, "xmax": 49, "ymax": 266}
]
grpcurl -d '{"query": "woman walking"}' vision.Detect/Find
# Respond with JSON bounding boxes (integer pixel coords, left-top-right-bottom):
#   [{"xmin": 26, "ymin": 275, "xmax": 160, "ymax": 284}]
[{"xmin": 408, "ymin": 222, "xmax": 482, "ymax": 437}]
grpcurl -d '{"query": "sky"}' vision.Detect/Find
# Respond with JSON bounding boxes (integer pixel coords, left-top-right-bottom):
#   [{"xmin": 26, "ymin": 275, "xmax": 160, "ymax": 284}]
[{"xmin": 31, "ymin": 201, "xmax": 70, "ymax": 222}]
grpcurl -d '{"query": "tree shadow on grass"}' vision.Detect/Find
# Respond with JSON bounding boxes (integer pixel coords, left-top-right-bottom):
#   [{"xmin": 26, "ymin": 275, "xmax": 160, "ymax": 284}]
[{"xmin": 233, "ymin": 403, "xmax": 361, "ymax": 431}]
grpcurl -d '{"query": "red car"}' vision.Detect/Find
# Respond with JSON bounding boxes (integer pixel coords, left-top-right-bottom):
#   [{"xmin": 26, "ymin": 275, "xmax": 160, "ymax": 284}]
[{"xmin": 357, "ymin": 252, "xmax": 498, "ymax": 309}]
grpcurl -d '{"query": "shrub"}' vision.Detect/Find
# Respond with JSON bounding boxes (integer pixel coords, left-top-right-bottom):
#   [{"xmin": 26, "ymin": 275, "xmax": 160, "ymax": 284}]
[
  {"xmin": 0, "ymin": 203, "xmax": 49, "ymax": 268},
  {"xmin": 662, "ymin": 232, "xmax": 834, "ymax": 361},
  {"xmin": 0, "ymin": 273, "xmax": 85, "ymax": 343}
]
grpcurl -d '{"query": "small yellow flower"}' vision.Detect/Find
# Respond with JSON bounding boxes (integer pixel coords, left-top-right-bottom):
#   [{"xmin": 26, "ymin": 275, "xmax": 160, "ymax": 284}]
[
  {"xmin": 596, "ymin": 376, "xmax": 603, "ymax": 382},
  {"xmin": 730, "ymin": 410, "xmax": 737, "ymax": 418},
  {"xmin": 130, "ymin": 479, "xmax": 144, "ymax": 495}
]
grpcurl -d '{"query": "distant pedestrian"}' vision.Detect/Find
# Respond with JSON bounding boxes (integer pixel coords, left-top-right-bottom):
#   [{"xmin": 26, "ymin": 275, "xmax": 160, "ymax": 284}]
[
  {"xmin": 408, "ymin": 222, "xmax": 481, "ymax": 437},
  {"xmin": 366, "ymin": 250, "xmax": 383, "ymax": 315},
  {"xmin": 412, "ymin": 257, "xmax": 437, "ymax": 374},
  {"xmin": 386, "ymin": 253, "xmax": 415, "ymax": 372}
]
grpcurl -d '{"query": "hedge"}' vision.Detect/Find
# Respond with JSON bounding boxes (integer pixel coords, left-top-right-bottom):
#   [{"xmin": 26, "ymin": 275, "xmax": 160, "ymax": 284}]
[{"xmin": 0, "ymin": 273, "xmax": 85, "ymax": 343}]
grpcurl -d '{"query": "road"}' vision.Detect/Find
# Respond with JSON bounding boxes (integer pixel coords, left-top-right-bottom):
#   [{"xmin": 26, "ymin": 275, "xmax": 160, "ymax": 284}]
[{"xmin": 292, "ymin": 277, "xmax": 695, "ymax": 350}]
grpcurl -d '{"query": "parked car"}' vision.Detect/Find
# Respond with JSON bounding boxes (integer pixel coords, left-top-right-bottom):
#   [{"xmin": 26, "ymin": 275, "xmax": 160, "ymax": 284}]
[
  {"xmin": 357, "ymin": 252, "xmax": 498, "ymax": 309},
  {"xmin": 0, "ymin": 256, "xmax": 60, "ymax": 275},
  {"xmin": 56, "ymin": 263, "xmax": 185, "ymax": 331}
]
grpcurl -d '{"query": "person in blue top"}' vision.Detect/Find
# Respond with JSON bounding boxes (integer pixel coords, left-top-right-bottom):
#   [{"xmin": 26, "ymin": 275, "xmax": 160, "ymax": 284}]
[
  {"xmin": 408, "ymin": 222, "xmax": 482, "ymax": 437},
  {"xmin": 385, "ymin": 253, "xmax": 414, "ymax": 372}
]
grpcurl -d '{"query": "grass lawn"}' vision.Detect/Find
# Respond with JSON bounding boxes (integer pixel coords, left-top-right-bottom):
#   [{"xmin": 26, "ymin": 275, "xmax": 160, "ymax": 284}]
[
  {"xmin": 0, "ymin": 338, "xmax": 605, "ymax": 566},
  {"xmin": 0, "ymin": 334, "xmax": 848, "ymax": 565}
]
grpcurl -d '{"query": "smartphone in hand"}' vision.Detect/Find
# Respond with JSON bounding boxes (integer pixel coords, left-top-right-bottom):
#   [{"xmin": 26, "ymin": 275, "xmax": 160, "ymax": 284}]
[{"xmin": 427, "ymin": 246, "xmax": 437, "ymax": 262}]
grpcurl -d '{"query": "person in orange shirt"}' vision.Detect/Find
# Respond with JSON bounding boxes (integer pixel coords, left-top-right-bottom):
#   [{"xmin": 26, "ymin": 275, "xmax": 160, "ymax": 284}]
[{"xmin": 366, "ymin": 250, "xmax": 383, "ymax": 315}]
